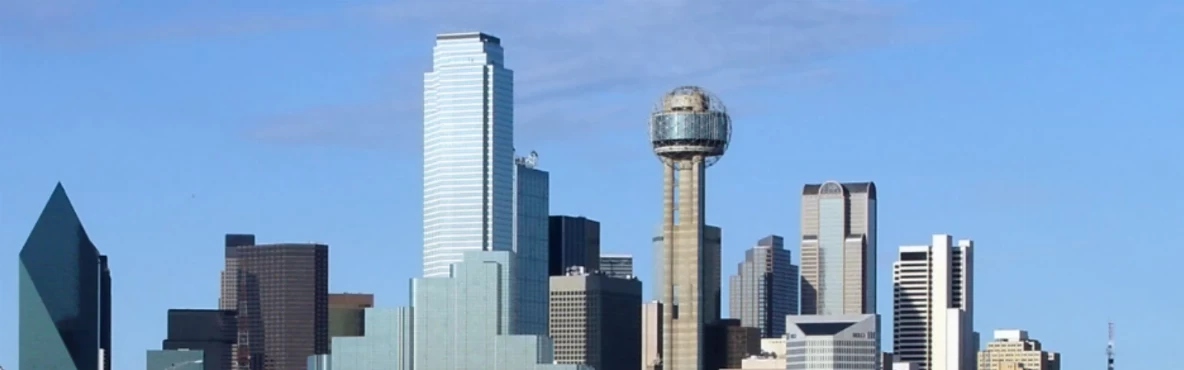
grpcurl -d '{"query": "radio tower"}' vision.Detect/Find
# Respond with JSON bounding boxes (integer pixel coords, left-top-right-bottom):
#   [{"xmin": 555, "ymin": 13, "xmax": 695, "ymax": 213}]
[{"xmin": 1107, "ymin": 322, "xmax": 1115, "ymax": 370}]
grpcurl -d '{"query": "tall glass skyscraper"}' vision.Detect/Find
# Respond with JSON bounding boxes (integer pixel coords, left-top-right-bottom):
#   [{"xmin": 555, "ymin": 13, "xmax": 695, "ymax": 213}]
[
  {"xmin": 727, "ymin": 235, "xmax": 798, "ymax": 338},
  {"xmin": 422, "ymin": 32, "xmax": 515, "ymax": 278},
  {"xmin": 514, "ymin": 152, "xmax": 550, "ymax": 336},
  {"xmin": 799, "ymin": 181, "xmax": 877, "ymax": 316}
]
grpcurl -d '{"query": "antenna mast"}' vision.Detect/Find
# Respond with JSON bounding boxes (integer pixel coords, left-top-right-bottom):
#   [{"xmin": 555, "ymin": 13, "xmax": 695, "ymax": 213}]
[{"xmin": 1107, "ymin": 321, "xmax": 1115, "ymax": 370}]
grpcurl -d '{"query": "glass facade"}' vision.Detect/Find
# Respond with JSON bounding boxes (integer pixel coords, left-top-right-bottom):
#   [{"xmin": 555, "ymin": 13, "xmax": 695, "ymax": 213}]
[
  {"xmin": 423, "ymin": 32, "xmax": 516, "ymax": 278},
  {"xmin": 548, "ymin": 216, "xmax": 601, "ymax": 275},
  {"xmin": 235, "ymin": 243, "xmax": 330, "ymax": 370},
  {"xmin": 412, "ymin": 251, "xmax": 590, "ymax": 370},
  {"xmin": 162, "ymin": 309, "xmax": 237, "ymax": 370},
  {"xmin": 331, "ymin": 307, "xmax": 413, "ymax": 370},
  {"xmin": 147, "ymin": 349, "xmax": 205, "ymax": 370},
  {"xmin": 818, "ymin": 195, "xmax": 845, "ymax": 315},
  {"xmin": 728, "ymin": 235, "xmax": 799, "ymax": 338},
  {"xmin": 18, "ymin": 184, "xmax": 107, "ymax": 370},
  {"xmin": 514, "ymin": 161, "xmax": 550, "ymax": 336}
]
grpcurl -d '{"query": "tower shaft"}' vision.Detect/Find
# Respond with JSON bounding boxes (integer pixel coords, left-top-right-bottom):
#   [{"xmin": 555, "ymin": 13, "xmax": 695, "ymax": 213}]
[{"xmin": 661, "ymin": 156, "xmax": 708, "ymax": 370}]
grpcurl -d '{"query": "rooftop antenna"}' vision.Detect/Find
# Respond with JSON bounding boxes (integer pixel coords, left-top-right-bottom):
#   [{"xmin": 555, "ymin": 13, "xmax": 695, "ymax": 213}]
[{"xmin": 1107, "ymin": 321, "xmax": 1115, "ymax": 370}]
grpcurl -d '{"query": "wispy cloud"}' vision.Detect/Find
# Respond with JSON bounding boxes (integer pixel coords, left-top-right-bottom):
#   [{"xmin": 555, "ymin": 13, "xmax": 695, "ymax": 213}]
[{"xmin": 247, "ymin": 0, "xmax": 904, "ymax": 148}]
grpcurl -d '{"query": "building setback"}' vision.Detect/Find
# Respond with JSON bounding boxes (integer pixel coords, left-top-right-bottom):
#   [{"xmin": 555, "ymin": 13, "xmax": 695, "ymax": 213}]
[
  {"xmin": 422, "ymin": 31, "xmax": 515, "ymax": 278},
  {"xmin": 331, "ymin": 307, "xmax": 414, "ymax": 370},
  {"xmin": 728, "ymin": 235, "xmax": 798, "ymax": 338},
  {"xmin": 599, "ymin": 253, "xmax": 634, "ymax": 278},
  {"xmin": 893, "ymin": 234, "xmax": 976, "ymax": 370},
  {"xmin": 785, "ymin": 314, "xmax": 881, "ymax": 370},
  {"xmin": 799, "ymin": 181, "xmax": 877, "ymax": 316},
  {"xmin": 549, "ymin": 268, "xmax": 642, "ymax": 370},
  {"xmin": 411, "ymin": 249, "xmax": 590, "ymax": 370},
  {"xmin": 548, "ymin": 215, "xmax": 601, "ymax": 275},
  {"xmin": 230, "ymin": 240, "xmax": 329, "ymax": 370},
  {"xmin": 162, "ymin": 309, "xmax": 237, "ymax": 370},
  {"xmin": 977, "ymin": 330, "xmax": 1060, "ymax": 370},
  {"xmin": 329, "ymin": 293, "xmax": 374, "ymax": 338},
  {"xmin": 18, "ymin": 184, "xmax": 111, "ymax": 370},
  {"xmin": 515, "ymin": 153, "xmax": 551, "ymax": 336}
]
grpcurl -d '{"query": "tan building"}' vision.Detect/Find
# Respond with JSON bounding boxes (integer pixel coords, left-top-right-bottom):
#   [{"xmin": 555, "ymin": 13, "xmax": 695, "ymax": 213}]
[
  {"xmin": 799, "ymin": 181, "xmax": 877, "ymax": 316},
  {"xmin": 329, "ymin": 293, "xmax": 373, "ymax": 337},
  {"xmin": 977, "ymin": 330, "xmax": 1060, "ymax": 370},
  {"xmin": 550, "ymin": 267, "xmax": 642, "ymax": 370},
  {"xmin": 642, "ymin": 301, "xmax": 664, "ymax": 370}
]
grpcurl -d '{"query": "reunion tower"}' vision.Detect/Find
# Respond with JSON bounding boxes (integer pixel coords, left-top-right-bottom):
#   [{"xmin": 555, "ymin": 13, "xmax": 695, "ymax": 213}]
[{"xmin": 650, "ymin": 86, "xmax": 732, "ymax": 370}]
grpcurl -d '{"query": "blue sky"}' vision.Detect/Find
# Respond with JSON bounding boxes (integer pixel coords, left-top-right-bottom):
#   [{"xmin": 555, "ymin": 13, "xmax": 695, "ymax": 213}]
[{"xmin": 2, "ymin": 1, "xmax": 1182, "ymax": 369}]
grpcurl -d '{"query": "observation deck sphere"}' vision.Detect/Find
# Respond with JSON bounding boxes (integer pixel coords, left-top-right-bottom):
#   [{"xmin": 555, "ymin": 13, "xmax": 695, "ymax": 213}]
[{"xmin": 648, "ymin": 86, "xmax": 732, "ymax": 167}]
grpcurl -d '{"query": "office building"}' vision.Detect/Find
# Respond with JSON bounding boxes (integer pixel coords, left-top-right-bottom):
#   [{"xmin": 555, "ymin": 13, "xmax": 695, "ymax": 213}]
[
  {"xmin": 549, "ymin": 267, "xmax": 642, "ymax": 370},
  {"xmin": 785, "ymin": 314, "xmax": 881, "ymax": 370},
  {"xmin": 977, "ymin": 330, "xmax": 1060, "ymax": 370},
  {"xmin": 229, "ymin": 241, "xmax": 329, "ymax": 370},
  {"xmin": 649, "ymin": 86, "xmax": 732, "ymax": 370},
  {"xmin": 548, "ymin": 215, "xmax": 601, "ymax": 275},
  {"xmin": 18, "ymin": 184, "xmax": 110, "ymax": 370},
  {"xmin": 728, "ymin": 235, "xmax": 798, "ymax": 338},
  {"xmin": 411, "ymin": 250, "xmax": 589, "ymax": 370},
  {"xmin": 422, "ymin": 31, "xmax": 515, "ymax": 278},
  {"xmin": 705, "ymin": 319, "xmax": 761, "ymax": 370},
  {"xmin": 162, "ymin": 309, "xmax": 237, "ymax": 370},
  {"xmin": 652, "ymin": 225, "xmax": 722, "ymax": 321},
  {"xmin": 599, "ymin": 253, "xmax": 634, "ymax": 278},
  {"xmin": 331, "ymin": 307, "xmax": 414, "ymax": 370},
  {"xmin": 642, "ymin": 301, "xmax": 664, "ymax": 370},
  {"xmin": 799, "ymin": 181, "xmax": 877, "ymax": 315},
  {"xmin": 329, "ymin": 293, "xmax": 374, "ymax": 338},
  {"xmin": 219, "ymin": 234, "xmax": 256, "ymax": 310},
  {"xmin": 147, "ymin": 349, "xmax": 205, "ymax": 370},
  {"xmin": 306, "ymin": 355, "xmax": 331, "ymax": 370},
  {"xmin": 893, "ymin": 234, "xmax": 976, "ymax": 370},
  {"xmin": 516, "ymin": 152, "xmax": 551, "ymax": 336}
]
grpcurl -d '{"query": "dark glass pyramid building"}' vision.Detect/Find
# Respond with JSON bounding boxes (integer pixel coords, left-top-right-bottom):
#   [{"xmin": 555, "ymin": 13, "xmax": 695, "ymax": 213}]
[{"xmin": 19, "ymin": 183, "xmax": 112, "ymax": 370}]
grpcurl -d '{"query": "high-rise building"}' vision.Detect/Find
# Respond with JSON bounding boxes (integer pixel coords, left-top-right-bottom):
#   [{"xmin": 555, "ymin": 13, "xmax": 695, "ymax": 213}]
[
  {"xmin": 331, "ymin": 307, "xmax": 414, "ymax": 370},
  {"xmin": 641, "ymin": 301, "xmax": 664, "ymax": 370},
  {"xmin": 785, "ymin": 314, "xmax": 881, "ymax": 370},
  {"xmin": 515, "ymin": 152, "xmax": 550, "ymax": 336},
  {"xmin": 422, "ymin": 31, "xmax": 515, "ymax": 278},
  {"xmin": 147, "ymin": 349, "xmax": 205, "ymax": 370},
  {"xmin": 231, "ymin": 241, "xmax": 329, "ymax": 370},
  {"xmin": 649, "ymin": 86, "xmax": 732, "ymax": 370},
  {"xmin": 652, "ymin": 225, "xmax": 722, "ymax": 322},
  {"xmin": 162, "ymin": 309, "xmax": 237, "ymax": 370},
  {"xmin": 728, "ymin": 235, "xmax": 799, "ymax": 338},
  {"xmin": 329, "ymin": 293, "xmax": 374, "ymax": 338},
  {"xmin": 548, "ymin": 215, "xmax": 601, "ymax": 275},
  {"xmin": 549, "ymin": 267, "xmax": 642, "ymax": 370},
  {"xmin": 704, "ymin": 319, "xmax": 761, "ymax": 370},
  {"xmin": 411, "ymin": 250, "xmax": 590, "ymax": 370},
  {"xmin": 893, "ymin": 234, "xmax": 976, "ymax": 370},
  {"xmin": 219, "ymin": 234, "xmax": 256, "ymax": 310},
  {"xmin": 599, "ymin": 253, "xmax": 634, "ymax": 278},
  {"xmin": 977, "ymin": 330, "xmax": 1060, "ymax": 370},
  {"xmin": 799, "ymin": 181, "xmax": 877, "ymax": 315},
  {"xmin": 18, "ymin": 184, "xmax": 111, "ymax": 370}
]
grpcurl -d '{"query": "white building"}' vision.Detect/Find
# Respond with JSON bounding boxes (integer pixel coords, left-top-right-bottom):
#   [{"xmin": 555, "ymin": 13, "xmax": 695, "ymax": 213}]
[
  {"xmin": 893, "ymin": 234, "xmax": 978, "ymax": 370},
  {"xmin": 785, "ymin": 314, "xmax": 880, "ymax": 370},
  {"xmin": 422, "ymin": 32, "xmax": 515, "ymax": 278}
]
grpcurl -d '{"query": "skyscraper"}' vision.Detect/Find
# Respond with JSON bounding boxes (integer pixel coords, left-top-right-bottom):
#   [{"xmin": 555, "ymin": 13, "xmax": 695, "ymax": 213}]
[
  {"xmin": 893, "ymin": 234, "xmax": 975, "ymax": 370},
  {"xmin": 641, "ymin": 301, "xmax": 664, "ymax": 370},
  {"xmin": 411, "ymin": 250, "xmax": 590, "ymax": 370},
  {"xmin": 599, "ymin": 253, "xmax": 634, "ymax": 278},
  {"xmin": 162, "ymin": 309, "xmax": 237, "ymax": 370},
  {"xmin": 548, "ymin": 216, "xmax": 601, "ymax": 275},
  {"xmin": 422, "ymin": 31, "xmax": 515, "ymax": 278},
  {"xmin": 649, "ymin": 86, "xmax": 732, "ymax": 370},
  {"xmin": 548, "ymin": 268, "xmax": 642, "ymax": 370},
  {"xmin": 799, "ymin": 181, "xmax": 877, "ymax": 315},
  {"xmin": 18, "ymin": 184, "xmax": 110, "ymax": 370},
  {"xmin": 232, "ymin": 241, "xmax": 329, "ymax": 370},
  {"xmin": 219, "ymin": 233, "xmax": 256, "ymax": 311},
  {"xmin": 515, "ymin": 151, "xmax": 550, "ymax": 336},
  {"xmin": 728, "ymin": 235, "xmax": 799, "ymax": 338}
]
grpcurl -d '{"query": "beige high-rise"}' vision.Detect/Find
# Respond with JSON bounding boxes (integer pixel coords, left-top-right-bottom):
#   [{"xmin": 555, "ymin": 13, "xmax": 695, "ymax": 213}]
[
  {"xmin": 977, "ymin": 330, "xmax": 1060, "ymax": 370},
  {"xmin": 799, "ymin": 181, "xmax": 877, "ymax": 315},
  {"xmin": 894, "ymin": 234, "xmax": 976, "ymax": 370},
  {"xmin": 642, "ymin": 301, "xmax": 664, "ymax": 370}
]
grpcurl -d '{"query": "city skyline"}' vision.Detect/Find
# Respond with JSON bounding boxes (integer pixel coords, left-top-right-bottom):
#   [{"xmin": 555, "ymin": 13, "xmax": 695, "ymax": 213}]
[{"xmin": 3, "ymin": 2, "xmax": 1181, "ymax": 370}]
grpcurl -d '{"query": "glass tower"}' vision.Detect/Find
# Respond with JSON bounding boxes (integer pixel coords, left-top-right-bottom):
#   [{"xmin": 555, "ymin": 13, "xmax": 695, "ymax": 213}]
[
  {"xmin": 799, "ymin": 181, "xmax": 877, "ymax": 316},
  {"xmin": 422, "ymin": 32, "xmax": 515, "ymax": 278},
  {"xmin": 727, "ymin": 235, "xmax": 799, "ymax": 338},
  {"xmin": 18, "ymin": 183, "xmax": 110, "ymax": 370},
  {"xmin": 514, "ymin": 153, "xmax": 550, "ymax": 336}
]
